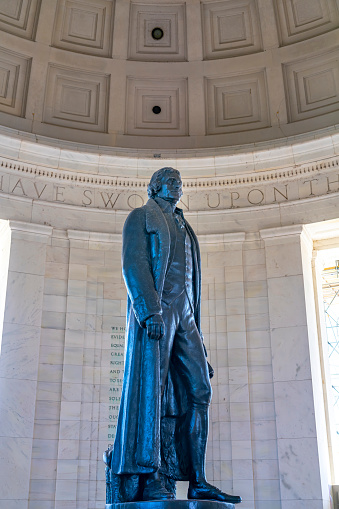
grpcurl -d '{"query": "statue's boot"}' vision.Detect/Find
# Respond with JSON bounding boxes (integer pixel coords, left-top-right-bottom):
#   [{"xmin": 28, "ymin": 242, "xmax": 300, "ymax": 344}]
[
  {"xmin": 186, "ymin": 405, "xmax": 242, "ymax": 505},
  {"xmin": 143, "ymin": 472, "xmax": 175, "ymax": 501},
  {"xmin": 188, "ymin": 481, "xmax": 242, "ymax": 504}
]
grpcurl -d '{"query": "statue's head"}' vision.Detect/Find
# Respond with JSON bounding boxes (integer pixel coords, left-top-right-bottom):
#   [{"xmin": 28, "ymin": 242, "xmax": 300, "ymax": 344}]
[{"xmin": 147, "ymin": 167, "xmax": 183, "ymax": 205}]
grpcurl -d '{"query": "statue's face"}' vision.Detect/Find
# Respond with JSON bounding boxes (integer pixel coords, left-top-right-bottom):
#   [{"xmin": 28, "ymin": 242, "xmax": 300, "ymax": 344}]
[{"xmin": 156, "ymin": 171, "xmax": 183, "ymax": 204}]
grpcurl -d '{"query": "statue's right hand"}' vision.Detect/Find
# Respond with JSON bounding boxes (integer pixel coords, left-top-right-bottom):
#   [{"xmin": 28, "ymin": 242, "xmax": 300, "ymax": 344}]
[{"xmin": 145, "ymin": 315, "xmax": 165, "ymax": 340}]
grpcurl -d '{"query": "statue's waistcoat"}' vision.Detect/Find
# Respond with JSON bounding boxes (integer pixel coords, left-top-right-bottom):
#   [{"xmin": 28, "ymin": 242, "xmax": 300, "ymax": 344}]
[{"xmin": 162, "ymin": 224, "xmax": 194, "ymax": 308}]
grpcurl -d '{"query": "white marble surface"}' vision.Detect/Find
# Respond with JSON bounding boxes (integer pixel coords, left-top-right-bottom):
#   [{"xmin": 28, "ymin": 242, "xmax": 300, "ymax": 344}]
[
  {"xmin": 232, "ymin": 440, "xmax": 252, "ymax": 460},
  {"xmin": 0, "ymin": 436, "xmax": 32, "ymax": 500},
  {"xmin": 35, "ymin": 400, "xmax": 60, "ymax": 421},
  {"xmin": 267, "ymin": 275, "xmax": 308, "ymax": 329},
  {"xmin": 29, "ymin": 479, "xmax": 57, "ymax": 501},
  {"xmin": 0, "ymin": 202, "xmax": 337, "ymax": 509},
  {"xmin": 37, "ymin": 381, "xmax": 61, "ymax": 402},
  {"xmin": 281, "ymin": 501, "xmax": 325, "ymax": 509},
  {"xmin": 274, "ymin": 380, "xmax": 317, "ymax": 439},
  {"xmin": 0, "ymin": 323, "xmax": 41, "ymax": 379},
  {"xmin": 8, "ymin": 239, "xmax": 47, "ymax": 276},
  {"xmin": 0, "ymin": 377, "xmax": 37, "ymax": 438},
  {"xmin": 278, "ymin": 437, "xmax": 323, "ymax": 501},
  {"xmin": 265, "ymin": 241, "xmax": 303, "ymax": 279},
  {"xmin": 248, "ymin": 365, "xmax": 273, "ymax": 385},
  {"xmin": 254, "ymin": 479, "xmax": 281, "ymax": 500},
  {"xmin": 271, "ymin": 326, "xmax": 312, "ymax": 382},
  {"xmin": 4, "ymin": 272, "xmax": 45, "ymax": 327}
]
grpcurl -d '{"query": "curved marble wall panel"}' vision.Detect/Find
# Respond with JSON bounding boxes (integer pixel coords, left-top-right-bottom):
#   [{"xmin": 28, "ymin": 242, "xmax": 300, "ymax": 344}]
[
  {"xmin": 0, "ymin": 127, "xmax": 338, "ymax": 509},
  {"xmin": 0, "ymin": 125, "xmax": 338, "ymax": 218}
]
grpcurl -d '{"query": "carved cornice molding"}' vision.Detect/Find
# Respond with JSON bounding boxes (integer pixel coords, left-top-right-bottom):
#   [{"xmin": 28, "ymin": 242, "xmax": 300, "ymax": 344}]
[
  {"xmin": 260, "ymin": 223, "xmax": 314, "ymax": 252},
  {"xmin": 183, "ymin": 158, "xmax": 339, "ymax": 189},
  {"xmin": 9, "ymin": 220, "xmax": 53, "ymax": 242},
  {"xmin": 1, "ymin": 155, "xmax": 339, "ymax": 190},
  {"xmin": 1, "ymin": 151, "xmax": 339, "ymax": 212},
  {"xmin": 260, "ymin": 224, "xmax": 304, "ymax": 240},
  {"xmin": 0, "ymin": 158, "xmax": 149, "ymax": 189}
]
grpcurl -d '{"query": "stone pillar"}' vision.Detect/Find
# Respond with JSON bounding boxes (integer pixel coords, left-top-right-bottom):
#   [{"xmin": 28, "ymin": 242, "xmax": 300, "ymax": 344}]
[
  {"xmin": 260, "ymin": 225, "xmax": 332, "ymax": 509},
  {"xmin": 29, "ymin": 228, "xmax": 69, "ymax": 509},
  {"xmin": 54, "ymin": 230, "xmax": 124, "ymax": 509},
  {"xmin": 0, "ymin": 221, "xmax": 52, "ymax": 509},
  {"xmin": 243, "ymin": 232, "xmax": 281, "ymax": 509},
  {"xmin": 200, "ymin": 233, "xmax": 256, "ymax": 503}
]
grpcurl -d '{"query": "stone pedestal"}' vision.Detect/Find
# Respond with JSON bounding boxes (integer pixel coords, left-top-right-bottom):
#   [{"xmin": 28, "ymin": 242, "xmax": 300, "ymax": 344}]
[{"xmin": 106, "ymin": 501, "xmax": 235, "ymax": 509}]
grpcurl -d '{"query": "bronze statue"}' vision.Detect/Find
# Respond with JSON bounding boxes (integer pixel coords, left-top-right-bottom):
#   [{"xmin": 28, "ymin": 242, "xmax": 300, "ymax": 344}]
[{"xmin": 104, "ymin": 168, "xmax": 241, "ymax": 505}]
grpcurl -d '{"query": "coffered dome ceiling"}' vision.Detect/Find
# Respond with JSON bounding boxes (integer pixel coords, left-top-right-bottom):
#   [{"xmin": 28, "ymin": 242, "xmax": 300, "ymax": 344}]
[{"xmin": 0, "ymin": 0, "xmax": 338, "ymax": 152}]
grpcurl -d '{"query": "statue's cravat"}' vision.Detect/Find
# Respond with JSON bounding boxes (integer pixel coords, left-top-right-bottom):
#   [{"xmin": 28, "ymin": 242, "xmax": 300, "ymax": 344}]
[{"xmin": 174, "ymin": 212, "xmax": 185, "ymax": 229}]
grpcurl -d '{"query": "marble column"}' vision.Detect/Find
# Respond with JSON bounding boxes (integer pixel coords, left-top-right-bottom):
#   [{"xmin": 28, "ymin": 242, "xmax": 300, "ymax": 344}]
[
  {"xmin": 243, "ymin": 232, "xmax": 280, "ymax": 509},
  {"xmin": 0, "ymin": 221, "xmax": 52, "ymax": 509},
  {"xmin": 54, "ymin": 230, "xmax": 124, "ymax": 509},
  {"xmin": 260, "ymin": 225, "xmax": 332, "ymax": 509},
  {"xmin": 199, "ymin": 233, "xmax": 257, "ymax": 505}
]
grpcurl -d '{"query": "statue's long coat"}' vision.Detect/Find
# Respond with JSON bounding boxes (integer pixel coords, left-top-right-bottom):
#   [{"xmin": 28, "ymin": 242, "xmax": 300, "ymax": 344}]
[{"xmin": 112, "ymin": 198, "xmax": 202, "ymax": 478}]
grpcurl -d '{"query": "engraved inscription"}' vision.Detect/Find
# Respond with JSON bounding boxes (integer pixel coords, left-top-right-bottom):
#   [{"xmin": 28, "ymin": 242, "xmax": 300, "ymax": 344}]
[
  {"xmin": 107, "ymin": 325, "xmax": 125, "ymax": 446},
  {"xmin": 1, "ymin": 168, "xmax": 339, "ymax": 211}
]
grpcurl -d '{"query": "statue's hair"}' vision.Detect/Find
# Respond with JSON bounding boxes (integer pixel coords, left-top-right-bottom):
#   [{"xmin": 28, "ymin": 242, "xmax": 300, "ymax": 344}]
[{"xmin": 147, "ymin": 167, "xmax": 182, "ymax": 198}]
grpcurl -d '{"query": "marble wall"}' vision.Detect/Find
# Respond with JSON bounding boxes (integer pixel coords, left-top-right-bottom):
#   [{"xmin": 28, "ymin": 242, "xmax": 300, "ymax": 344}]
[
  {"xmin": 0, "ymin": 217, "xmax": 336, "ymax": 509},
  {"xmin": 0, "ymin": 222, "xmax": 52, "ymax": 509},
  {"xmin": 0, "ymin": 126, "xmax": 338, "ymax": 509},
  {"xmin": 30, "ymin": 229, "xmax": 126, "ymax": 509}
]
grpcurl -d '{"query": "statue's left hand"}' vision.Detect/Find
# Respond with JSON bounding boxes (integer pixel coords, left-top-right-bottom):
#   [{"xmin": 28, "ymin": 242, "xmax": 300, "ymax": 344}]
[
  {"xmin": 145, "ymin": 315, "xmax": 165, "ymax": 340},
  {"xmin": 103, "ymin": 445, "xmax": 113, "ymax": 467}
]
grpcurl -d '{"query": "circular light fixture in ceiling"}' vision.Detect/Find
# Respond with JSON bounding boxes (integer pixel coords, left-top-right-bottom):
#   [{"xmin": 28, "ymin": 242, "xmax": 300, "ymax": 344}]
[{"xmin": 151, "ymin": 27, "xmax": 164, "ymax": 40}]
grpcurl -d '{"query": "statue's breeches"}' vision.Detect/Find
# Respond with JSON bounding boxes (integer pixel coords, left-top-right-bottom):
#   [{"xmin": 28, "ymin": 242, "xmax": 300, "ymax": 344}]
[{"xmin": 159, "ymin": 292, "xmax": 212, "ymax": 406}]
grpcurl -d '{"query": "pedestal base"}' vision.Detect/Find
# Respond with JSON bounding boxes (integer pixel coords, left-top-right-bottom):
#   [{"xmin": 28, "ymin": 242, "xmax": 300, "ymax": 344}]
[{"xmin": 106, "ymin": 500, "xmax": 235, "ymax": 509}]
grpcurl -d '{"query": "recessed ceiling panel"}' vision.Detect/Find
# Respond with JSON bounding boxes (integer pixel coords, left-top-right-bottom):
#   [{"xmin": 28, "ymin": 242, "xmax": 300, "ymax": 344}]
[
  {"xmin": 0, "ymin": 0, "xmax": 41, "ymax": 40},
  {"xmin": 43, "ymin": 64, "xmax": 110, "ymax": 132},
  {"xmin": 275, "ymin": 0, "xmax": 339, "ymax": 45},
  {"xmin": 52, "ymin": 0, "xmax": 115, "ymax": 57},
  {"xmin": 202, "ymin": 0, "xmax": 263, "ymax": 59},
  {"xmin": 128, "ymin": 3, "xmax": 186, "ymax": 61},
  {"xmin": 0, "ymin": 47, "xmax": 31, "ymax": 117},
  {"xmin": 205, "ymin": 70, "xmax": 270, "ymax": 134},
  {"xmin": 284, "ymin": 50, "xmax": 339, "ymax": 122},
  {"xmin": 126, "ymin": 77, "xmax": 187, "ymax": 135}
]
